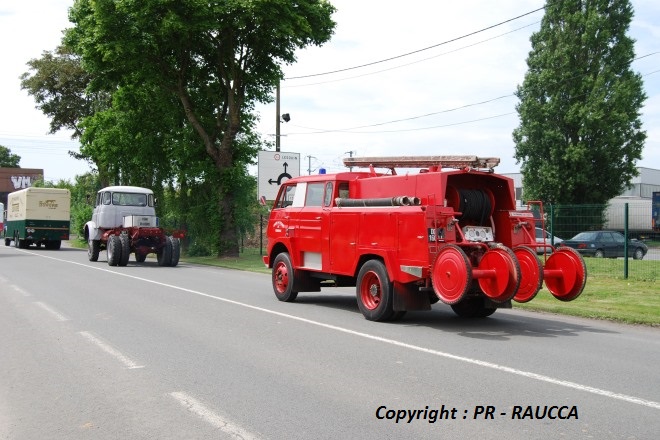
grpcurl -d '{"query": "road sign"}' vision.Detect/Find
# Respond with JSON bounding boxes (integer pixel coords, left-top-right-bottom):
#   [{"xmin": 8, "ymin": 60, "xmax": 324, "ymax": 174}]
[{"xmin": 258, "ymin": 151, "xmax": 301, "ymax": 201}]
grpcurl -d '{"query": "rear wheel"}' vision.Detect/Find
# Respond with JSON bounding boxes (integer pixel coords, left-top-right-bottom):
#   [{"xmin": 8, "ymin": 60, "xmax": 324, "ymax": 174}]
[
  {"xmin": 118, "ymin": 235, "xmax": 130, "ymax": 266},
  {"xmin": 168, "ymin": 236, "xmax": 180, "ymax": 267},
  {"xmin": 157, "ymin": 236, "xmax": 172, "ymax": 266},
  {"xmin": 272, "ymin": 252, "xmax": 298, "ymax": 302},
  {"xmin": 107, "ymin": 235, "xmax": 121, "ymax": 266},
  {"xmin": 356, "ymin": 259, "xmax": 394, "ymax": 322},
  {"xmin": 4, "ymin": 237, "xmax": 10, "ymax": 246},
  {"xmin": 45, "ymin": 240, "xmax": 61, "ymax": 250},
  {"xmin": 594, "ymin": 249, "xmax": 604, "ymax": 258},
  {"xmin": 88, "ymin": 239, "xmax": 100, "ymax": 261},
  {"xmin": 451, "ymin": 297, "xmax": 497, "ymax": 318}
]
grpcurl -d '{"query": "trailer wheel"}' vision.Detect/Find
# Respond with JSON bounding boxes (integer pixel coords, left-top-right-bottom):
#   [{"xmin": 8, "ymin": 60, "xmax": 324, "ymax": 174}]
[
  {"xmin": 272, "ymin": 252, "xmax": 298, "ymax": 302},
  {"xmin": 88, "ymin": 239, "xmax": 100, "ymax": 261},
  {"xmin": 432, "ymin": 244, "xmax": 471, "ymax": 305},
  {"xmin": 168, "ymin": 236, "xmax": 180, "ymax": 267},
  {"xmin": 512, "ymin": 246, "xmax": 543, "ymax": 303},
  {"xmin": 157, "ymin": 236, "xmax": 172, "ymax": 266},
  {"xmin": 476, "ymin": 246, "xmax": 520, "ymax": 303},
  {"xmin": 356, "ymin": 259, "xmax": 394, "ymax": 322},
  {"xmin": 544, "ymin": 246, "xmax": 587, "ymax": 302},
  {"xmin": 107, "ymin": 235, "xmax": 121, "ymax": 266},
  {"xmin": 451, "ymin": 297, "xmax": 497, "ymax": 318},
  {"xmin": 118, "ymin": 235, "xmax": 130, "ymax": 266}
]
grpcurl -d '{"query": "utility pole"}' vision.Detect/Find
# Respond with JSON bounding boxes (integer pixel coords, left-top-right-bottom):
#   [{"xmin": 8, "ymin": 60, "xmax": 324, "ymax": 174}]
[
  {"xmin": 275, "ymin": 80, "xmax": 281, "ymax": 152},
  {"xmin": 306, "ymin": 155, "xmax": 317, "ymax": 175},
  {"xmin": 345, "ymin": 150, "xmax": 355, "ymax": 171}
]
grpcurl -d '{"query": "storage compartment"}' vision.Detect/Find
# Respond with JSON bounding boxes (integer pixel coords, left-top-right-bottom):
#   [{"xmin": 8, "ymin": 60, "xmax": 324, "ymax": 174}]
[{"xmin": 123, "ymin": 215, "xmax": 158, "ymax": 227}]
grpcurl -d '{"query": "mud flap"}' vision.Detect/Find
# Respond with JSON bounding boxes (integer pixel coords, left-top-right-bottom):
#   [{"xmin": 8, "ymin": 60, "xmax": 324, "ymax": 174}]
[{"xmin": 393, "ymin": 282, "xmax": 432, "ymax": 312}]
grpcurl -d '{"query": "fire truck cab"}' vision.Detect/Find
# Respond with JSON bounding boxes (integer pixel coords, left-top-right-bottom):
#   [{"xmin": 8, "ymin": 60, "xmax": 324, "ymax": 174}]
[{"xmin": 264, "ymin": 156, "xmax": 586, "ymax": 322}]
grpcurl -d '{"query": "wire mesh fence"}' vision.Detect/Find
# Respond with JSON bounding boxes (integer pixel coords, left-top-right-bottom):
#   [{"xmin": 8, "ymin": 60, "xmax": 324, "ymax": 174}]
[{"xmin": 546, "ymin": 202, "xmax": 658, "ymax": 281}]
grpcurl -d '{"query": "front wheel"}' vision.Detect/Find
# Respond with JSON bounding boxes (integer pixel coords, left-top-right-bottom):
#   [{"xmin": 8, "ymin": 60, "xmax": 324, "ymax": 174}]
[
  {"xmin": 633, "ymin": 248, "xmax": 644, "ymax": 260},
  {"xmin": 272, "ymin": 252, "xmax": 298, "ymax": 302},
  {"xmin": 356, "ymin": 259, "xmax": 394, "ymax": 322},
  {"xmin": 88, "ymin": 239, "xmax": 100, "ymax": 261}
]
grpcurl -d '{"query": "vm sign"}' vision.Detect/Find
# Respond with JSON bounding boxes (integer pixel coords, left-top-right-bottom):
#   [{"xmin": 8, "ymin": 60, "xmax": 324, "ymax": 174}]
[{"xmin": 258, "ymin": 151, "xmax": 300, "ymax": 201}]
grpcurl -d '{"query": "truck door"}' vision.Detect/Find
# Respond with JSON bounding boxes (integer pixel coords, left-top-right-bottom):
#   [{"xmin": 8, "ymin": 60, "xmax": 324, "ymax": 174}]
[
  {"xmin": 297, "ymin": 182, "xmax": 326, "ymax": 270},
  {"xmin": 329, "ymin": 182, "xmax": 358, "ymax": 275}
]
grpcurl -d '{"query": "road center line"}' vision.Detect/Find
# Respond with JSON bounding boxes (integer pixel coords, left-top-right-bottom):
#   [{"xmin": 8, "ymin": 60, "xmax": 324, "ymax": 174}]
[
  {"xmin": 170, "ymin": 391, "xmax": 261, "ymax": 439},
  {"xmin": 20, "ymin": 249, "xmax": 660, "ymax": 410},
  {"xmin": 79, "ymin": 331, "xmax": 144, "ymax": 369},
  {"xmin": 34, "ymin": 301, "xmax": 69, "ymax": 321}
]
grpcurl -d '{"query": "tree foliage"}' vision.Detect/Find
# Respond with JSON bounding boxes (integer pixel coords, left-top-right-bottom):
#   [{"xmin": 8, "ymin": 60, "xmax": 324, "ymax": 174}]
[
  {"xmin": 20, "ymin": 45, "xmax": 102, "ymax": 138},
  {"xmin": 64, "ymin": 0, "xmax": 336, "ymax": 256},
  {"xmin": 513, "ymin": 0, "xmax": 646, "ymax": 205},
  {"xmin": 0, "ymin": 145, "xmax": 21, "ymax": 168}
]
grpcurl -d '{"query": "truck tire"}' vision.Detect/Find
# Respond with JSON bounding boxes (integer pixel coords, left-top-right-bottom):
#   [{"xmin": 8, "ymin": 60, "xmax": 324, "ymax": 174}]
[
  {"xmin": 134, "ymin": 251, "xmax": 147, "ymax": 263},
  {"xmin": 356, "ymin": 259, "xmax": 395, "ymax": 322},
  {"xmin": 107, "ymin": 235, "xmax": 121, "ymax": 266},
  {"xmin": 88, "ymin": 239, "xmax": 100, "ymax": 261},
  {"xmin": 450, "ymin": 297, "xmax": 497, "ymax": 318},
  {"xmin": 4, "ymin": 237, "xmax": 10, "ymax": 246},
  {"xmin": 272, "ymin": 252, "xmax": 298, "ymax": 302},
  {"xmin": 168, "ymin": 236, "xmax": 180, "ymax": 267},
  {"xmin": 45, "ymin": 240, "xmax": 61, "ymax": 250},
  {"xmin": 157, "ymin": 236, "xmax": 172, "ymax": 266},
  {"xmin": 118, "ymin": 235, "xmax": 130, "ymax": 266},
  {"xmin": 13, "ymin": 232, "xmax": 19, "ymax": 248}
]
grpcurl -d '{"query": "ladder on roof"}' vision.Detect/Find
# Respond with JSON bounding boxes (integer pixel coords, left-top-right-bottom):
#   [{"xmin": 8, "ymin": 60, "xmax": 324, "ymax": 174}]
[{"xmin": 343, "ymin": 155, "xmax": 500, "ymax": 170}]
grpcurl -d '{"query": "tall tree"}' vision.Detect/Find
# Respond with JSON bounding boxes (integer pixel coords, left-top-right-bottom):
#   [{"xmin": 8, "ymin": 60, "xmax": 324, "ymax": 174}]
[
  {"xmin": 513, "ymin": 0, "xmax": 646, "ymax": 205},
  {"xmin": 0, "ymin": 145, "xmax": 21, "ymax": 168},
  {"xmin": 65, "ymin": 0, "xmax": 336, "ymax": 257}
]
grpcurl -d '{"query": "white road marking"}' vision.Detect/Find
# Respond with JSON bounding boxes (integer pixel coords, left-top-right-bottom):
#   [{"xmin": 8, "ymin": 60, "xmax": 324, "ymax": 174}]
[
  {"xmin": 78, "ymin": 331, "xmax": 144, "ymax": 369},
  {"xmin": 18, "ymin": 249, "xmax": 660, "ymax": 411},
  {"xmin": 170, "ymin": 391, "xmax": 261, "ymax": 440},
  {"xmin": 10, "ymin": 284, "xmax": 31, "ymax": 297},
  {"xmin": 34, "ymin": 301, "xmax": 69, "ymax": 321}
]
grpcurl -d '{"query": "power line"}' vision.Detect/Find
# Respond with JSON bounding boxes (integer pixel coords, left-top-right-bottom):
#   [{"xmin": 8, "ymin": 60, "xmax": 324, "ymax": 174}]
[
  {"xmin": 285, "ymin": 6, "xmax": 546, "ymax": 80},
  {"xmin": 284, "ymin": 21, "xmax": 541, "ymax": 88}
]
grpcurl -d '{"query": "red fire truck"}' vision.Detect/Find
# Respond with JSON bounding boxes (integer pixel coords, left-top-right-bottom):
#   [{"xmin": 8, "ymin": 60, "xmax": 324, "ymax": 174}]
[{"xmin": 263, "ymin": 156, "xmax": 586, "ymax": 321}]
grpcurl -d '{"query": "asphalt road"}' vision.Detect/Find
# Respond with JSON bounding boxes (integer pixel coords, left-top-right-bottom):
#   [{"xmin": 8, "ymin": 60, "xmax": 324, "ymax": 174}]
[{"xmin": 1, "ymin": 243, "xmax": 659, "ymax": 440}]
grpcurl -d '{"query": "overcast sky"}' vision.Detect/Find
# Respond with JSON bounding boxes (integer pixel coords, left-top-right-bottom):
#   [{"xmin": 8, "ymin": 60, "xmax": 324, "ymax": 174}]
[{"xmin": 0, "ymin": 0, "xmax": 658, "ymax": 182}]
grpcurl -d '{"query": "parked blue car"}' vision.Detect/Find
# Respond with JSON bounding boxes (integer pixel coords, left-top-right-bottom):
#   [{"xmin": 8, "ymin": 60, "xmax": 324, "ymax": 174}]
[{"xmin": 560, "ymin": 230, "xmax": 648, "ymax": 260}]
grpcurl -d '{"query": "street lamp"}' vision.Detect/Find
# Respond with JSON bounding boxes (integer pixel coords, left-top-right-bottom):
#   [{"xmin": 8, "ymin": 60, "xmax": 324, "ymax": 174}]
[{"xmin": 275, "ymin": 81, "xmax": 290, "ymax": 152}]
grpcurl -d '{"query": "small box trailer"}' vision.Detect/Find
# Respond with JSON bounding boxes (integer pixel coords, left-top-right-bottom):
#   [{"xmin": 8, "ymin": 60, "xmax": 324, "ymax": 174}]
[{"xmin": 3, "ymin": 187, "xmax": 71, "ymax": 250}]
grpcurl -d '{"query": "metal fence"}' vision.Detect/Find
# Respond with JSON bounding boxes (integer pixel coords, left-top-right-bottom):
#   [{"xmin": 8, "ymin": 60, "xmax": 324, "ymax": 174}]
[{"xmin": 545, "ymin": 203, "xmax": 658, "ymax": 281}]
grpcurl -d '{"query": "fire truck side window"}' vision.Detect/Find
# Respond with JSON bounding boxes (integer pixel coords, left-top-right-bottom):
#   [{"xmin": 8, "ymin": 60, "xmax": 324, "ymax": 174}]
[
  {"xmin": 305, "ymin": 183, "xmax": 324, "ymax": 207},
  {"xmin": 323, "ymin": 182, "xmax": 333, "ymax": 207},
  {"xmin": 338, "ymin": 182, "xmax": 349, "ymax": 199},
  {"xmin": 276, "ymin": 184, "xmax": 297, "ymax": 208}
]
